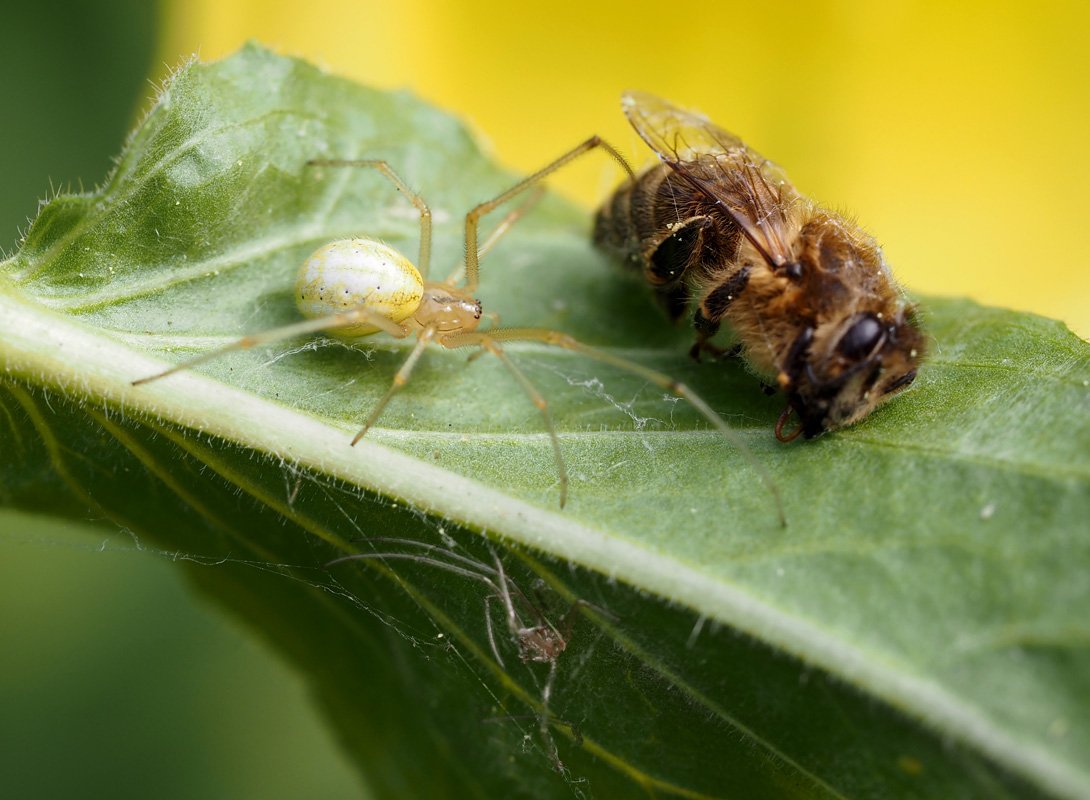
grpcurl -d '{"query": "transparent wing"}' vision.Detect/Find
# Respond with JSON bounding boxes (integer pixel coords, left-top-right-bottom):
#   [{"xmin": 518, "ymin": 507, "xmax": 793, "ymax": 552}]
[{"xmin": 622, "ymin": 91, "xmax": 800, "ymax": 267}]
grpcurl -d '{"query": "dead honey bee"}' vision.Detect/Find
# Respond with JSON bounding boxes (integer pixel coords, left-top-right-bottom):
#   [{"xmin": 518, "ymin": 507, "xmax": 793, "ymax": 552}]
[{"xmin": 595, "ymin": 92, "xmax": 924, "ymax": 440}]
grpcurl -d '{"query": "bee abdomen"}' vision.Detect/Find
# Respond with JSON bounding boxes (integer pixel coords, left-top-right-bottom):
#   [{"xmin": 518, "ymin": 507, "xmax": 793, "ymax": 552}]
[{"xmin": 593, "ymin": 173, "xmax": 643, "ymax": 267}]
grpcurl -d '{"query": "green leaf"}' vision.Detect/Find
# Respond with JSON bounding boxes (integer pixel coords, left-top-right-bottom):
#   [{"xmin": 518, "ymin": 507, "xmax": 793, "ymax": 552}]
[{"xmin": 2, "ymin": 43, "xmax": 1088, "ymax": 798}]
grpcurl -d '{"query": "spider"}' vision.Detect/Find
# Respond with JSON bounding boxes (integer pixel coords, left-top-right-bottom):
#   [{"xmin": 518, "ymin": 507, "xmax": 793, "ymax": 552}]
[
  {"xmin": 132, "ymin": 137, "xmax": 781, "ymax": 518},
  {"xmin": 326, "ymin": 537, "xmax": 601, "ymax": 771}
]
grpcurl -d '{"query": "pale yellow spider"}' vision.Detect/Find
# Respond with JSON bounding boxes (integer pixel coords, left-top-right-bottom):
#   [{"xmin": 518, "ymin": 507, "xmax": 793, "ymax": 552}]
[{"xmin": 134, "ymin": 137, "xmax": 781, "ymax": 517}]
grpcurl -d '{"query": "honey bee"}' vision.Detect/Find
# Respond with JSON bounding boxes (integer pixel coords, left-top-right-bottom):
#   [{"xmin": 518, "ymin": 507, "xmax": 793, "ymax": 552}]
[{"xmin": 595, "ymin": 92, "xmax": 924, "ymax": 440}]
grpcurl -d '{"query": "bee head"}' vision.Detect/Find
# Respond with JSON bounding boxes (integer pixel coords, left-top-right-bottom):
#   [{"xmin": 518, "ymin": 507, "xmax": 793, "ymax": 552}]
[{"xmin": 776, "ymin": 305, "xmax": 924, "ymax": 441}]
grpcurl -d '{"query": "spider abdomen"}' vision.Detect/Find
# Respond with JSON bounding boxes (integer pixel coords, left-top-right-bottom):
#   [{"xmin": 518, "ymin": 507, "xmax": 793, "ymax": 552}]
[{"xmin": 295, "ymin": 238, "xmax": 424, "ymax": 337}]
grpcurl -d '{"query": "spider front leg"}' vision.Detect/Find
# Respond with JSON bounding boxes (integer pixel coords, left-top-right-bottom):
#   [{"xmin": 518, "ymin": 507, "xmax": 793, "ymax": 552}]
[
  {"xmin": 463, "ymin": 136, "xmax": 634, "ymax": 292},
  {"xmin": 443, "ymin": 185, "xmax": 546, "ymax": 287}
]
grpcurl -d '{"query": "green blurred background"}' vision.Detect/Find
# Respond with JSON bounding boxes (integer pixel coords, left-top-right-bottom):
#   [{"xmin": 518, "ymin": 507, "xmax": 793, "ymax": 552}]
[
  {"xmin": 3, "ymin": 1, "xmax": 1089, "ymax": 797},
  {"xmin": 0, "ymin": 4, "xmax": 360, "ymax": 797}
]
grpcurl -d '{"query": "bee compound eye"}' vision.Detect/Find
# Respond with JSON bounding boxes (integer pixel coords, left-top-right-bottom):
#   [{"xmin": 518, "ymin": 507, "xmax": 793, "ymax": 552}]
[{"xmin": 836, "ymin": 314, "xmax": 884, "ymax": 359}]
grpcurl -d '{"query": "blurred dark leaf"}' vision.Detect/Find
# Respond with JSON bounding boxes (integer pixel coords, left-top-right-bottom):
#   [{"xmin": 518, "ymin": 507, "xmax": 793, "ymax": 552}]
[{"xmin": 0, "ymin": 1, "xmax": 159, "ymax": 246}]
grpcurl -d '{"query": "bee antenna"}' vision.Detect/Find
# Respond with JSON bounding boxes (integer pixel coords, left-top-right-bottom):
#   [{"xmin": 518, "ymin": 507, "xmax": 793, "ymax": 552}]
[{"xmin": 747, "ymin": 236, "xmax": 778, "ymax": 268}]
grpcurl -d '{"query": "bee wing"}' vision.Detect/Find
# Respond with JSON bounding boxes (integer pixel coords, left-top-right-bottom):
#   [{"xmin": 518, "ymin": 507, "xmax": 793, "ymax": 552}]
[{"xmin": 622, "ymin": 91, "xmax": 799, "ymax": 268}]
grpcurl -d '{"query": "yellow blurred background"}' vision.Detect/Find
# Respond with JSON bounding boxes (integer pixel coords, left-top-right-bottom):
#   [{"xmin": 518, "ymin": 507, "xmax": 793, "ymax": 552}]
[{"xmin": 160, "ymin": 0, "xmax": 1090, "ymax": 338}]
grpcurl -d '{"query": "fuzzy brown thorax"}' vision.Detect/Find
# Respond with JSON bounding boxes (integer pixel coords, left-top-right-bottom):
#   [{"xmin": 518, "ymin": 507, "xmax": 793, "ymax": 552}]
[{"xmin": 594, "ymin": 92, "xmax": 925, "ymax": 439}]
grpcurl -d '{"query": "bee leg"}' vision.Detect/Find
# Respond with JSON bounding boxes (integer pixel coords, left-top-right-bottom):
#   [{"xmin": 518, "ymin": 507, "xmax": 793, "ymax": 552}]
[
  {"xmin": 689, "ymin": 333, "xmax": 739, "ymax": 362},
  {"xmin": 776, "ymin": 325, "xmax": 815, "ymax": 391},
  {"xmin": 689, "ymin": 311, "xmax": 720, "ymax": 361},
  {"xmin": 690, "ymin": 265, "xmax": 751, "ymax": 361},
  {"xmin": 657, "ymin": 280, "xmax": 692, "ymax": 323},
  {"xmin": 697, "ymin": 340, "xmax": 741, "ymax": 361}
]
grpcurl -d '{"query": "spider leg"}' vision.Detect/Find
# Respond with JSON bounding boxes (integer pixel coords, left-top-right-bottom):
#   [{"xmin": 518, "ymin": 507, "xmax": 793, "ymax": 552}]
[
  {"xmin": 360, "ymin": 538, "xmax": 502, "ymax": 580},
  {"xmin": 306, "ymin": 159, "xmax": 433, "ymax": 278},
  {"xmin": 491, "ymin": 551, "xmax": 523, "ymax": 635},
  {"xmin": 326, "ymin": 550, "xmax": 499, "ymax": 589},
  {"xmin": 456, "ymin": 335, "xmax": 568, "ymax": 507},
  {"xmin": 132, "ymin": 308, "xmax": 410, "ymax": 386},
  {"xmin": 463, "ymin": 136, "xmax": 634, "ymax": 292},
  {"xmin": 442, "ymin": 326, "xmax": 786, "ymax": 526},
  {"xmin": 443, "ymin": 185, "xmax": 546, "ymax": 286},
  {"xmin": 352, "ymin": 326, "xmax": 436, "ymax": 445},
  {"xmin": 552, "ymin": 598, "xmax": 589, "ymax": 644},
  {"xmin": 483, "ymin": 594, "xmax": 507, "ymax": 669},
  {"xmin": 538, "ymin": 658, "xmax": 565, "ymax": 773}
]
